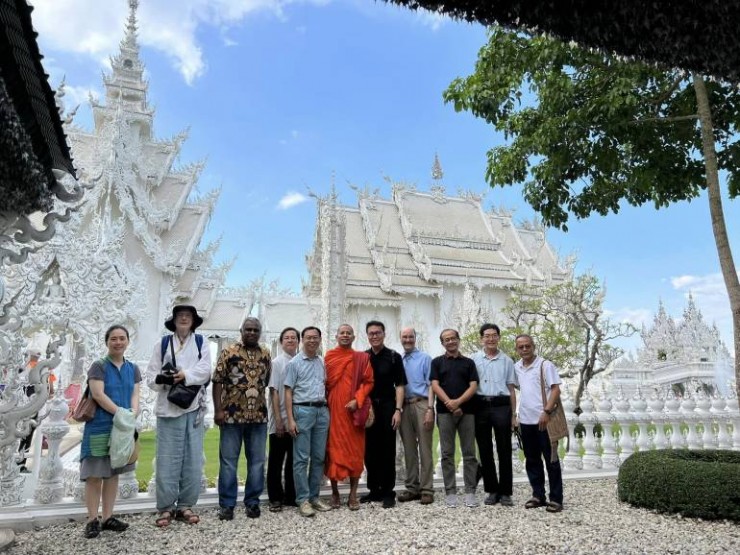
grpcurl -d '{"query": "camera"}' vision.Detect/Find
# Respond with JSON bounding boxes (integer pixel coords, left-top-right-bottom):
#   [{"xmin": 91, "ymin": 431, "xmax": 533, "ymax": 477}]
[{"xmin": 155, "ymin": 362, "xmax": 178, "ymax": 385}]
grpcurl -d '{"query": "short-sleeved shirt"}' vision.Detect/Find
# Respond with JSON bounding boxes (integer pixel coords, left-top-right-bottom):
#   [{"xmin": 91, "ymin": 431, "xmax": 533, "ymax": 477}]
[
  {"xmin": 471, "ymin": 350, "xmax": 516, "ymax": 397},
  {"xmin": 268, "ymin": 350, "xmax": 295, "ymax": 434},
  {"xmin": 514, "ymin": 356, "xmax": 562, "ymax": 425},
  {"xmin": 402, "ymin": 348, "xmax": 432, "ymax": 399},
  {"xmin": 430, "ymin": 354, "xmax": 479, "ymax": 414},
  {"xmin": 284, "ymin": 351, "xmax": 326, "ymax": 404},
  {"xmin": 366, "ymin": 346, "xmax": 407, "ymax": 401},
  {"xmin": 212, "ymin": 341, "xmax": 271, "ymax": 424}
]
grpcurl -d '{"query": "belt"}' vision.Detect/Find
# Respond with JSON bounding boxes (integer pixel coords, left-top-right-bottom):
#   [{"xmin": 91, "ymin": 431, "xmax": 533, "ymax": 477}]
[
  {"xmin": 478, "ymin": 395, "xmax": 510, "ymax": 407},
  {"xmin": 404, "ymin": 396, "xmax": 427, "ymax": 405},
  {"xmin": 294, "ymin": 401, "xmax": 327, "ymax": 407}
]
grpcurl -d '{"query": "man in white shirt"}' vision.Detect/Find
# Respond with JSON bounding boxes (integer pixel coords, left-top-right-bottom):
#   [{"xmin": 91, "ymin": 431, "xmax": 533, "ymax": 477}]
[
  {"xmin": 513, "ymin": 334, "xmax": 564, "ymax": 513},
  {"xmin": 267, "ymin": 327, "xmax": 299, "ymax": 512},
  {"xmin": 146, "ymin": 305, "xmax": 212, "ymax": 527}
]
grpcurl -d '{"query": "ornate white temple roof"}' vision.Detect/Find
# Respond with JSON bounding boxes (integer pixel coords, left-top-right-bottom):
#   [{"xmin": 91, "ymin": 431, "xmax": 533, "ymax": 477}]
[{"xmin": 307, "ymin": 183, "xmax": 569, "ymax": 304}]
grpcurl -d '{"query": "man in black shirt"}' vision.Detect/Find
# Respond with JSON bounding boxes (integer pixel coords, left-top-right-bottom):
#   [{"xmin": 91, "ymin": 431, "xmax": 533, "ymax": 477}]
[
  {"xmin": 431, "ymin": 328, "xmax": 479, "ymax": 508},
  {"xmin": 360, "ymin": 320, "xmax": 406, "ymax": 508}
]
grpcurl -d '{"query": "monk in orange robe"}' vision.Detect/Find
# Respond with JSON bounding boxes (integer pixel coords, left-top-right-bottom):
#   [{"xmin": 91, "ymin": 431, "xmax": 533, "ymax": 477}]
[{"xmin": 324, "ymin": 324, "xmax": 374, "ymax": 509}]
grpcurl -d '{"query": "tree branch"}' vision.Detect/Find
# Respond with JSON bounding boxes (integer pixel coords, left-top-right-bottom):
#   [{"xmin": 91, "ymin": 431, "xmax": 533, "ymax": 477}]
[{"xmin": 630, "ymin": 114, "xmax": 698, "ymax": 124}]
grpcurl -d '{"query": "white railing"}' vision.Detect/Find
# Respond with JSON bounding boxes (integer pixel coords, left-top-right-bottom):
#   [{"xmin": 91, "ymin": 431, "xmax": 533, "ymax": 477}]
[{"xmin": 1, "ymin": 382, "xmax": 738, "ymax": 530}]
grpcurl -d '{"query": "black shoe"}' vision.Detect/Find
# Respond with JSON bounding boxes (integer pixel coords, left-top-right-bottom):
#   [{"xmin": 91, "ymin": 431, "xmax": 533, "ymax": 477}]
[
  {"xmin": 245, "ymin": 504, "xmax": 261, "ymax": 519},
  {"xmin": 382, "ymin": 496, "xmax": 396, "ymax": 509},
  {"xmin": 218, "ymin": 506, "xmax": 234, "ymax": 521},
  {"xmin": 101, "ymin": 516, "xmax": 129, "ymax": 532},
  {"xmin": 359, "ymin": 493, "xmax": 381, "ymax": 504},
  {"xmin": 475, "ymin": 463, "xmax": 483, "ymax": 486},
  {"xmin": 283, "ymin": 499, "xmax": 298, "ymax": 507},
  {"xmin": 484, "ymin": 493, "xmax": 499, "ymax": 506},
  {"xmin": 84, "ymin": 518, "xmax": 100, "ymax": 539},
  {"xmin": 268, "ymin": 501, "xmax": 282, "ymax": 513}
]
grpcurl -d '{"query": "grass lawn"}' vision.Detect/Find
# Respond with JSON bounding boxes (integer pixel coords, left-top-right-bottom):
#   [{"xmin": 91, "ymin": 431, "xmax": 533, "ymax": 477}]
[{"xmin": 136, "ymin": 426, "xmax": 473, "ymax": 490}]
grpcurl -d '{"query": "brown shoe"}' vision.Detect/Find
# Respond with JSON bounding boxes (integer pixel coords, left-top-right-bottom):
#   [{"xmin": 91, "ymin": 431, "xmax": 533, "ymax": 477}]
[
  {"xmin": 420, "ymin": 493, "xmax": 434, "ymax": 505},
  {"xmin": 398, "ymin": 491, "xmax": 421, "ymax": 503}
]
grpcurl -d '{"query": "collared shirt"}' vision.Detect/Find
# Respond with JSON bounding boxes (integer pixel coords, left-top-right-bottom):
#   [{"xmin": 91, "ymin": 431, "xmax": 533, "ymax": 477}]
[
  {"xmin": 212, "ymin": 341, "xmax": 271, "ymax": 424},
  {"xmin": 402, "ymin": 348, "xmax": 432, "ymax": 399},
  {"xmin": 430, "ymin": 353, "xmax": 479, "ymax": 414},
  {"xmin": 471, "ymin": 349, "xmax": 516, "ymax": 397},
  {"xmin": 366, "ymin": 346, "xmax": 407, "ymax": 401},
  {"xmin": 284, "ymin": 351, "xmax": 326, "ymax": 404},
  {"xmin": 268, "ymin": 350, "xmax": 295, "ymax": 434},
  {"xmin": 146, "ymin": 333, "xmax": 213, "ymax": 418},
  {"xmin": 514, "ymin": 356, "xmax": 561, "ymax": 425}
]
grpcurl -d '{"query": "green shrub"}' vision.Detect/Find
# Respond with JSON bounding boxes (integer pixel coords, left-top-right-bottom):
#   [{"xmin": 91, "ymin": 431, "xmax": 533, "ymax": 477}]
[{"xmin": 618, "ymin": 449, "xmax": 740, "ymax": 521}]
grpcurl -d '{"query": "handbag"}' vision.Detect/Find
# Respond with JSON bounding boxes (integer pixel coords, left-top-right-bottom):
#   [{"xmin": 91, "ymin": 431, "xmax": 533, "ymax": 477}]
[
  {"xmin": 351, "ymin": 351, "xmax": 374, "ymax": 428},
  {"xmin": 539, "ymin": 361, "xmax": 569, "ymax": 461},
  {"xmin": 165, "ymin": 336, "xmax": 204, "ymax": 409},
  {"xmin": 71, "ymin": 384, "xmax": 97, "ymax": 422}
]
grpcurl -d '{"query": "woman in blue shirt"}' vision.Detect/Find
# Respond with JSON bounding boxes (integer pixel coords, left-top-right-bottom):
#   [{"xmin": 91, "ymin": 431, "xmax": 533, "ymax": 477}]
[{"xmin": 79, "ymin": 325, "xmax": 141, "ymax": 539}]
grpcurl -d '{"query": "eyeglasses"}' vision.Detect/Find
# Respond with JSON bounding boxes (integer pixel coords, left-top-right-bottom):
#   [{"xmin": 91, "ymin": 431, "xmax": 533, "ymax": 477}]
[
  {"xmin": 367, "ymin": 331, "xmax": 384, "ymax": 337},
  {"xmin": 243, "ymin": 328, "xmax": 261, "ymax": 333},
  {"xmin": 441, "ymin": 337, "xmax": 459, "ymax": 344},
  {"xmin": 303, "ymin": 335, "xmax": 321, "ymax": 341}
]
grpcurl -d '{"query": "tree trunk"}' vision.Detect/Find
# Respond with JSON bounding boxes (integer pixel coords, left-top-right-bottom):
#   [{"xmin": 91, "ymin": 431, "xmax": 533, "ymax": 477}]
[{"xmin": 692, "ymin": 75, "xmax": 740, "ymax": 401}]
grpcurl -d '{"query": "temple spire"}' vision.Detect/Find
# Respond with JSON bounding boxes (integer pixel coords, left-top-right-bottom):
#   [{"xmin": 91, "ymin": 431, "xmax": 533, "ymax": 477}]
[
  {"xmin": 431, "ymin": 152, "xmax": 444, "ymax": 182},
  {"xmin": 123, "ymin": 0, "xmax": 140, "ymax": 51}
]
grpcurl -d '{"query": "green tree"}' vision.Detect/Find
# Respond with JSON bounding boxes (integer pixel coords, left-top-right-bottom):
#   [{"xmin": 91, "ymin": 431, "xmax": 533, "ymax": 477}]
[{"xmin": 445, "ymin": 29, "xmax": 740, "ymax": 400}]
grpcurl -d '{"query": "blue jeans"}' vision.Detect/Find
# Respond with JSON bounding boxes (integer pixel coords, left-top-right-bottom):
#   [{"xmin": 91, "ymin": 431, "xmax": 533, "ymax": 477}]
[
  {"xmin": 292, "ymin": 405, "xmax": 329, "ymax": 504},
  {"xmin": 155, "ymin": 411, "xmax": 204, "ymax": 512},
  {"xmin": 520, "ymin": 424, "xmax": 563, "ymax": 504},
  {"xmin": 218, "ymin": 422, "xmax": 267, "ymax": 508}
]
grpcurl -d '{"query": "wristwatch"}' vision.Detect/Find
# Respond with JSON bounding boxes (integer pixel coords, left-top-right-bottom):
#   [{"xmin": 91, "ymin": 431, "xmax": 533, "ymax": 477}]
[
  {"xmin": 544, "ymin": 408, "xmax": 554, "ymax": 415},
  {"xmin": 395, "ymin": 407, "xmax": 403, "ymax": 413}
]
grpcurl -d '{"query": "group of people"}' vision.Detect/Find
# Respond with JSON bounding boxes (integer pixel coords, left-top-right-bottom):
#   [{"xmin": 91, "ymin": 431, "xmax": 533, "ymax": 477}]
[{"xmin": 79, "ymin": 305, "xmax": 565, "ymax": 539}]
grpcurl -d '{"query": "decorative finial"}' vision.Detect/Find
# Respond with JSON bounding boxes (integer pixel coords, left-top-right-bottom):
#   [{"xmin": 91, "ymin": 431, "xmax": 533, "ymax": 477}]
[
  {"xmin": 431, "ymin": 152, "xmax": 444, "ymax": 182},
  {"xmin": 124, "ymin": 0, "xmax": 140, "ymax": 50}
]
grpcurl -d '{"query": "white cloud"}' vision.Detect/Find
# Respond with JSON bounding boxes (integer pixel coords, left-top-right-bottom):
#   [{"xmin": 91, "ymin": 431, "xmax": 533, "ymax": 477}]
[
  {"xmin": 276, "ymin": 191, "xmax": 309, "ymax": 210},
  {"xmin": 30, "ymin": 0, "xmax": 330, "ymax": 85},
  {"xmin": 603, "ymin": 307, "xmax": 654, "ymax": 329},
  {"xmin": 670, "ymin": 272, "xmax": 735, "ymax": 350}
]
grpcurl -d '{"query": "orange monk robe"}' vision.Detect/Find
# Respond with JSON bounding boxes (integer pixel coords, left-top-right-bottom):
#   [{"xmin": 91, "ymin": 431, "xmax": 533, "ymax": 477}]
[{"xmin": 324, "ymin": 347, "xmax": 374, "ymax": 481}]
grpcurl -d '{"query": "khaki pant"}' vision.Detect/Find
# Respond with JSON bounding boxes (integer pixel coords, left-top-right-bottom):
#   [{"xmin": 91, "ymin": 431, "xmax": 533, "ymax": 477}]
[{"xmin": 399, "ymin": 399, "xmax": 434, "ymax": 495}]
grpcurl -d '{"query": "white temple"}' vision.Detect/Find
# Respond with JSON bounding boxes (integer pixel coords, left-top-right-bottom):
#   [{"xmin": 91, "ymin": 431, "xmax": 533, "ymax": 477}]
[
  {"xmin": 611, "ymin": 295, "xmax": 734, "ymax": 395},
  {"xmin": 248, "ymin": 165, "xmax": 570, "ymax": 356},
  {"xmin": 3, "ymin": 1, "xmax": 228, "ymax": 378}
]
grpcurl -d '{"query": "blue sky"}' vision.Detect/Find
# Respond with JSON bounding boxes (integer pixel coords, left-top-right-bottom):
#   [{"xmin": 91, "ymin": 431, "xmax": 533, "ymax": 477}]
[{"xmin": 31, "ymin": 0, "xmax": 738, "ymax": 354}]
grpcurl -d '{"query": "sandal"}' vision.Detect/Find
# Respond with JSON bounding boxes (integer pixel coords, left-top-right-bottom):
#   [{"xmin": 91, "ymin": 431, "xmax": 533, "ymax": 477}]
[
  {"xmin": 175, "ymin": 508, "xmax": 200, "ymax": 524},
  {"xmin": 330, "ymin": 494, "xmax": 341, "ymax": 509},
  {"xmin": 348, "ymin": 498, "xmax": 360, "ymax": 511},
  {"xmin": 155, "ymin": 511, "xmax": 173, "ymax": 528},
  {"xmin": 546, "ymin": 501, "xmax": 563, "ymax": 513},
  {"xmin": 524, "ymin": 497, "xmax": 546, "ymax": 509}
]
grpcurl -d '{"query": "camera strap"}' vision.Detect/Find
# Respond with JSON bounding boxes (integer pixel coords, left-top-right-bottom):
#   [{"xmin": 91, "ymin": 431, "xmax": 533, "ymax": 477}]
[{"xmin": 169, "ymin": 334, "xmax": 177, "ymax": 369}]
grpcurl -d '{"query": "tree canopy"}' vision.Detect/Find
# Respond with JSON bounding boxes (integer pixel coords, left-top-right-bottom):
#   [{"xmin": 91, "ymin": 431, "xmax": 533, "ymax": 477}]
[{"xmin": 445, "ymin": 28, "xmax": 740, "ymax": 398}]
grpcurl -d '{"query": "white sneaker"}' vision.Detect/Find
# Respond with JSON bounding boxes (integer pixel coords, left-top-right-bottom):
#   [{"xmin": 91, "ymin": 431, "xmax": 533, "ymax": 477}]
[
  {"xmin": 310, "ymin": 498, "xmax": 333, "ymax": 512},
  {"xmin": 465, "ymin": 493, "xmax": 479, "ymax": 508},
  {"xmin": 299, "ymin": 500, "xmax": 315, "ymax": 517},
  {"xmin": 445, "ymin": 494, "xmax": 458, "ymax": 508}
]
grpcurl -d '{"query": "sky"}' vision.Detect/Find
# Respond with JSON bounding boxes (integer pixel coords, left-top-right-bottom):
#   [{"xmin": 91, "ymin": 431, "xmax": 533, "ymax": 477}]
[{"xmin": 29, "ymin": 0, "xmax": 739, "ymax": 355}]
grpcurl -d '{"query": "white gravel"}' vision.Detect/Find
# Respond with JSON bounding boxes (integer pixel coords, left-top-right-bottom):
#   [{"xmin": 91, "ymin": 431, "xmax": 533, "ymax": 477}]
[{"xmin": 6, "ymin": 479, "xmax": 740, "ymax": 555}]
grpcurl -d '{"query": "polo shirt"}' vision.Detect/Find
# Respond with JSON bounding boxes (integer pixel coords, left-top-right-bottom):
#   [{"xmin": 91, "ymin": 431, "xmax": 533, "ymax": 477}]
[
  {"xmin": 402, "ymin": 348, "xmax": 432, "ymax": 399},
  {"xmin": 471, "ymin": 350, "xmax": 516, "ymax": 397},
  {"xmin": 514, "ymin": 356, "xmax": 561, "ymax": 425},
  {"xmin": 284, "ymin": 351, "xmax": 326, "ymax": 404},
  {"xmin": 430, "ymin": 354, "xmax": 479, "ymax": 414},
  {"xmin": 268, "ymin": 350, "xmax": 295, "ymax": 434},
  {"xmin": 366, "ymin": 346, "xmax": 407, "ymax": 401}
]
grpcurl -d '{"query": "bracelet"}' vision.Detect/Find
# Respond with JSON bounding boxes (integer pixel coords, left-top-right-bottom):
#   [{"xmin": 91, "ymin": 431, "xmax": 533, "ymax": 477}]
[
  {"xmin": 426, "ymin": 407, "xmax": 433, "ymax": 411},
  {"xmin": 395, "ymin": 407, "xmax": 402, "ymax": 412}
]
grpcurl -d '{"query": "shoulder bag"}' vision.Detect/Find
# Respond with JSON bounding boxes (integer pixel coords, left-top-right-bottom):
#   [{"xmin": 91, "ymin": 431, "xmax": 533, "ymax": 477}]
[
  {"xmin": 539, "ymin": 361, "xmax": 569, "ymax": 461},
  {"xmin": 166, "ymin": 336, "xmax": 205, "ymax": 409},
  {"xmin": 351, "ymin": 351, "xmax": 374, "ymax": 428},
  {"xmin": 71, "ymin": 383, "xmax": 98, "ymax": 422}
]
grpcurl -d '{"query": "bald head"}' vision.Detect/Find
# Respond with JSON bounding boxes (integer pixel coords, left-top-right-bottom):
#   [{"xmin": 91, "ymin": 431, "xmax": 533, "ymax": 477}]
[
  {"xmin": 336, "ymin": 324, "xmax": 355, "ymax": 348},
  {"xmin": 400, "ymin": 327, "xmax": 417, "ymax": 353}
]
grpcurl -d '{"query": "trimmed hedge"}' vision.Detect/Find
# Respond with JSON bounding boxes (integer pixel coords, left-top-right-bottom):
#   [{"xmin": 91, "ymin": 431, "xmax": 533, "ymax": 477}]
[{"xmin": 618, "ymin": 450, "xmax": 740, "ymax": 521}]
